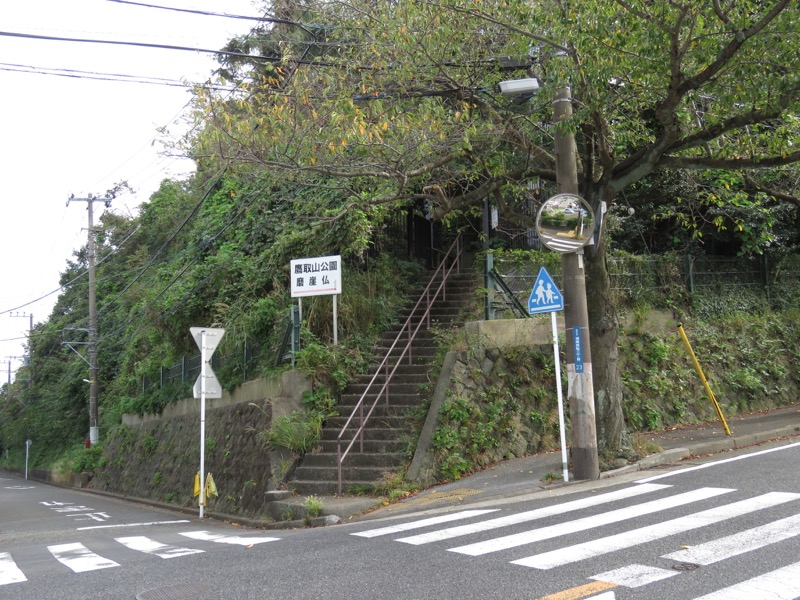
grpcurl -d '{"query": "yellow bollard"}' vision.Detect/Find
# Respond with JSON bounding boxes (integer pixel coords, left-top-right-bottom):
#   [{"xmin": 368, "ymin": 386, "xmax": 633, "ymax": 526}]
[{"xmin": 677, "ymin": 324, "xmax": 732, "ymax": 436}]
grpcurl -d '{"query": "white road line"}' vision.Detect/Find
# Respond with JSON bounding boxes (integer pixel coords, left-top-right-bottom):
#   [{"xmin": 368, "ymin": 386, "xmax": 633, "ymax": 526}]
[
  {"xmin": 636, "ymin": 440, "xmax": 800, "ymax": 484},
  {"xmin": 0, "ymin": 552, "xmax": 26, "ymax": 586},
  {"xmin": 48, "ymin": 543, "xmax": 119, "ymax": 573},
  {"xmin": 691, "ymin": 560, "xmax": 800, "ymax": 600},
  {"xmin": 351, "ymin": 510, "xmax": 499, "ymax": 538},
  {"xmin": 512, "ymin": 491, "xmax": 800, "ymax": 570},
  {"xmin": 662, "ymin": 511, "xmax": 800, "ymax": 565},
  {"xmin": 449, "ymin": 487, "xmax": 733, "ymax": 556},
  {"xmin": 591, "ymin": 564, "xmax": 679, "ymax": 588},
  {"xmin": 397, "ymin": 483, "xmax": 670, "ymax": 545},
  {"xmin": 115, "ymin": 536, "xmax": 204, "ymax": 558},
  {"xmin": 78, "ymin": 519, "xmax": 190, "ymax": 531},
  {"xmin": 179, "ymin": 531, "xmax": 280, "ymax": 545}
]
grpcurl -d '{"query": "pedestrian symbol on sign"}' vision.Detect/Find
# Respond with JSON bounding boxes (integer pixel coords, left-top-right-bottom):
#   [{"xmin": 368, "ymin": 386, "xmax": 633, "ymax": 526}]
[{"xmin": 528, "ymin": 267, "xmax": 564, "ymax": 314}]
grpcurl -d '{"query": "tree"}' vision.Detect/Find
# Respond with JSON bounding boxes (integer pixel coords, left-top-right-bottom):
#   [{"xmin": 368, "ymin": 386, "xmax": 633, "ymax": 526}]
[{"xmin": 190, "ymin": 0, "xmax": 800, "ymax": 455}]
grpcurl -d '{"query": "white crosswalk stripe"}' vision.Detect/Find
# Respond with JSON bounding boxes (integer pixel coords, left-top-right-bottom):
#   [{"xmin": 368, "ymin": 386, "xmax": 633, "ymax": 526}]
[
  {"xmin": 395, "ymin": 483, "xmax": 670, "ymax": 546},
  {"xmin": 351, "ymin": 510, "xmax": 500, "ymax": 538},
  {"xmin": 114, "ymin": 535, "xmax": 204, "ymax": 558},
  {"xmin": 450, "ymin": 487, "xmax": 733, "ymax": 556},
  {"xmin": 591, "ymin": 564, "xmax": 680, "ymax": 588},
  {"xmin": 48, "ymin": 543, "xmax": 119, "ymax": 573},
  {"xmin": 0, "ymin": 529, "xmax": 282, "ymax": 586},
  {"xmin": 352, "ymin": 485, "xmax": 800, "ymax": 598},
  {"xmin": 179, "ymin": 531, "xmax": 281, "ymax": 545},
  {"xmin": 0, "ymin": 552, "xmax": 26, "ymax": 585},
  {"xmin": 511, "ymin": 491, "xmax": 800, "ymax": 569},
  {"xmin": 691, "ymin": 560, "xmax": 800, "ymax": 600},
  {"xmin": 661, "ymin": 511, "xmax": 800, "ymax": 566}
]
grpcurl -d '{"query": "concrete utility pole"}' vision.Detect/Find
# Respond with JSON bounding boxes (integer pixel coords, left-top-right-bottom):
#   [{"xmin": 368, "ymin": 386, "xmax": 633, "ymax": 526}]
[
  {"xmin": 552, "ymin": 84, "xmax": 600, "ymax": 480},
  {"xmin": 67, "ymin": 193, "xmax": 112, "ymax": 446},
  {"xmin": 11, "ymin": 312, "xmax": 33, "ymax": 384}
]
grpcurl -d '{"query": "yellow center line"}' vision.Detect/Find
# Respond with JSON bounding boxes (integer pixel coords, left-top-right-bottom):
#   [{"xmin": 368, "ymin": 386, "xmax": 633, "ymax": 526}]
[{"xmin": 539, "ymin": 580, "xmax": 618, "ymax": 600}]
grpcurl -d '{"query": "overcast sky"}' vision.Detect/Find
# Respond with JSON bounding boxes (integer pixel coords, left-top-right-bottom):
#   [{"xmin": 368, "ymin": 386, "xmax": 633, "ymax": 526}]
[{"xmin": 0, "ymin": 0, "xmax": 261, "ymax": 381}]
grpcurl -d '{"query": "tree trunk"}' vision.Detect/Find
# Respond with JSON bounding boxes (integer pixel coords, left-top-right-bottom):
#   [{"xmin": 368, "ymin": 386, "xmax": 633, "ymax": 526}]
[{"xmin": 585, "ymin": 231, "xmax": 631, "ymax": 458}]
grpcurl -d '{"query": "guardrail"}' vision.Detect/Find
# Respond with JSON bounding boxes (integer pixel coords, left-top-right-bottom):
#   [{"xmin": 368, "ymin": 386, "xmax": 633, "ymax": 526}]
[{"xmin": 336, "ymin": 235, "xmax": 463, "ymax": 495}]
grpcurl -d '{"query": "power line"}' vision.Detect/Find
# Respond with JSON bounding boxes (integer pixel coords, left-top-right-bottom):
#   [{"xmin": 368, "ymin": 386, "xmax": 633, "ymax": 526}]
[
  {"xmin": 0, "ymin": 30, "xmax": 330, "ymax": 66},
  {"xmin": 105, "ymin": 0, "xmax": 318, "ymax": 36}
]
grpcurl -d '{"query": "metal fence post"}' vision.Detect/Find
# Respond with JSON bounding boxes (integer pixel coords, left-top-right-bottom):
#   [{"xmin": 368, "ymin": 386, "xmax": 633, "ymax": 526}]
[{"xmin": 485, "ymin": 252, "xmax": 495, "ymax": 320}]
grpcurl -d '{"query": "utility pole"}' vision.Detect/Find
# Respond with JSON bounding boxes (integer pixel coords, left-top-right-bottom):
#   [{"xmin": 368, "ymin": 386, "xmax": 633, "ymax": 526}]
[
  {"xmin": 552, "ymin": 84, "xmax": 600, "ymax": 480},
  {"xmin": 67, "ymin": 193, "xmax": 112, "ymax": 446},
  {"xmin": 11, "ymin": 312, "xmax": 33, "ymax": 384}
]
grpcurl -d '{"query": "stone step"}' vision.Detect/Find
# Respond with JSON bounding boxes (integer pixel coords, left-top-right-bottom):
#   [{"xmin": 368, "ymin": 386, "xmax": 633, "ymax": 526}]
[
  {"xmin": 300, "ymin": 452, "xmax": 404, "ymax": 469},
  {"xmin": 289, "ymin": 479, "xmax": 369, "ymax": 496},
  {"xmin": 316, "ymin": 438, "xmax": 406, "ymax": 454},
  {"xmin": 292, "ymin": 464, "xmax": 398, "ymax": 482},
  {"xmin": 337, "ymin": 394, "xmax": 425, "ymax": 409},
  {"xmin": 325, "ymin": 414, "xmax": 408, "ymax": 430},
  {"xmin": 344, "ymin": 382, "xmax": 424, "ymax": 396},
  {"xmin": 361, "ymin": 363, "xmax": 430, "ymax": 376},
  {"xmin": 349, "ymin": 373, "xmax": 431, "ymax": 388},
  {"xmin": 319, "ymin": 427, "xmax": 405, "ymax": 442}
]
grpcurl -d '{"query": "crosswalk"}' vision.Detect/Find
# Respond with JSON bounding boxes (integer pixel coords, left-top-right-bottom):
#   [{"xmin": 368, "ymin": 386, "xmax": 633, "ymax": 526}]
[
  {"xmin": 0, "ymin": 530, "xmax": 280, "ymax": 587},
  {"xmin": 351, "ymin": 484, "xmax": 800, "ymax": 599}
]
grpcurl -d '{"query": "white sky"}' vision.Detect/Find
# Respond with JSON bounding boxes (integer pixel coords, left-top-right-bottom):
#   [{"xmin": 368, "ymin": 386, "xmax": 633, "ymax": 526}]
[{"xmin": 0, "ymin": 0, "xmax": 261, "ymax": 381}]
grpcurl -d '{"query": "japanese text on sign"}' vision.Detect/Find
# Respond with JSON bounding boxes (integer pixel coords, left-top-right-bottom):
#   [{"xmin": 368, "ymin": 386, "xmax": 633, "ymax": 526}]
[{"xmin": 290, "ymin": 255, "xmax": 342, "ymax": 297}]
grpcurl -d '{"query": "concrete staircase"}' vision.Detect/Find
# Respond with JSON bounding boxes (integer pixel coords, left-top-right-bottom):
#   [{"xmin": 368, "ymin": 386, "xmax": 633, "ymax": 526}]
[{"xmin": 290, "ymin": 269, "xmax": 478, "ymax": 496}]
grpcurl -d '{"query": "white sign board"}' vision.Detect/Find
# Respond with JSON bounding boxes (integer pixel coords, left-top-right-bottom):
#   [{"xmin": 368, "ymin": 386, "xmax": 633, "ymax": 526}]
[
  {"xmin": 190, "ymin": 327, "xmax": 225, "ymax": 399},
  {"xmin": 290, "ymin": 255, "xmax": 342, "ymax": 298}
]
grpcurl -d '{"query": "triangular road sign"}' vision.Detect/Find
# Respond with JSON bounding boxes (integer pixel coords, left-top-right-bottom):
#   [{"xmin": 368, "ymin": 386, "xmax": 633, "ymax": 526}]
[
  {"xmin": 190, "ymin": 327, "xmax": 225, "ymax": 358},
  {"xmin": 528, "ymin": 267, "xmax": 564, "ymax": 314},
  {"xmin": 193, "ymin": 365, "xmax": 223, "ymax": 399}
]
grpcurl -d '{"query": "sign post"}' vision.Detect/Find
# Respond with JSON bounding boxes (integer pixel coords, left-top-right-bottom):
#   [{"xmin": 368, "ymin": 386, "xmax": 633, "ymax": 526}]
[
  {"xmin": 528, "ymin": 267, "xmax": 569, "ymax": 483},
  {"xmin": 190, "ymin": 327, "xmax": 225, "ymax": 518},
  {"xmin": 24, "ymin": 439, "xmax": 32, "ymax": 480},
  {"xmin": 290, "ymin": 255, "xmax": 342, "ymax": 345}
]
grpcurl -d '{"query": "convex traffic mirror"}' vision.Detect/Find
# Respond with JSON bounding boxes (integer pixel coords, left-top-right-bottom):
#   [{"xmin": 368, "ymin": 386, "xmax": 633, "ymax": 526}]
[{"xmin": 535, "ymin": 193, "xmax": 595, "ymax": 253}]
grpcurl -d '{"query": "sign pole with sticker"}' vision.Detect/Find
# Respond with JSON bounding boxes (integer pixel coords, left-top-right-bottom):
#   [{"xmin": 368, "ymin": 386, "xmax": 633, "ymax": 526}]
[{"xmin": 528, "ymin": 267, "xmax": 569, "ymax": 482}]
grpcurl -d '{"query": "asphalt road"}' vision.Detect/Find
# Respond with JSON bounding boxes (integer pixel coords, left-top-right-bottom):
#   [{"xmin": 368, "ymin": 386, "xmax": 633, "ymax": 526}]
[{"xmin": 3, "ymin": 440, "xmax": 800, "ymax": 599}]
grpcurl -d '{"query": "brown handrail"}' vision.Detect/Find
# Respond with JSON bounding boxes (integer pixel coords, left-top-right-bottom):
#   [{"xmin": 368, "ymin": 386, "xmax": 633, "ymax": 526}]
[{"xmin": 336, "ymin": 235, "xmax": 463, "ymax": 494}]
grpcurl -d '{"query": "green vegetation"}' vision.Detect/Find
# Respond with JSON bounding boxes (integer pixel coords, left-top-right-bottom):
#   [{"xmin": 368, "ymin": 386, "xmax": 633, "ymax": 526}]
[
  {"xmin": 1, "ymin": 1, "xmax": 799, "ymax": 484},
  {"xmin": 304, "ymin": 495, "xmax": 324, "ymax": 519}
]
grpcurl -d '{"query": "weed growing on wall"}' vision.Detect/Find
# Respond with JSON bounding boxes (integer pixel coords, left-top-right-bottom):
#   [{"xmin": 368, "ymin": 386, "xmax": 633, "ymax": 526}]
[{"xmin": 431, "ymin": 346, "xmax": 563, "ymax": 481}]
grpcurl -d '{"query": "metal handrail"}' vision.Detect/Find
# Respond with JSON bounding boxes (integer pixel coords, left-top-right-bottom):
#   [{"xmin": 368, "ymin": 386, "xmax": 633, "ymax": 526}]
[
  {"xmin": 490, "ymin": 267, "xmax": 530, "ymax": 318},
  {"xmin": 336, "ymin": 235, "xmax": 463, "ymax": 494}
]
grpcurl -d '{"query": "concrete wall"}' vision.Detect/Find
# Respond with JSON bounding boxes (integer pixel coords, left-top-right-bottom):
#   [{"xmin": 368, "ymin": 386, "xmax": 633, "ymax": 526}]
[{"xmin": 95, "ymin": 370, "xmax": 311, "ymax": 520}]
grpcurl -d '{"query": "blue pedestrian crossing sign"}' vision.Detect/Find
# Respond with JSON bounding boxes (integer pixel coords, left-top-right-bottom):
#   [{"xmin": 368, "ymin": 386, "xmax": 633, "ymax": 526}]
[{"xmin": 528, "ymin": 267, "xmax": 564, "ymax": 314}]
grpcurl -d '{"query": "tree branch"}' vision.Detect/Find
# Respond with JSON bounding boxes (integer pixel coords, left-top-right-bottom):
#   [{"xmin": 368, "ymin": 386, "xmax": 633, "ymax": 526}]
[
  {"xmin": 744, "ymin": 173, "xmax": 800, "ymax": 209},
  {"xmin": 659, "ymin": 150, "xmax": 800, "ymax": 171}
]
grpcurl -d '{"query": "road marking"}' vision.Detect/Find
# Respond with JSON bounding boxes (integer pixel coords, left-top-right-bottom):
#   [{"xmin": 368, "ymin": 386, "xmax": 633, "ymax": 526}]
[
  {"xmin": 449, "ymin": 487, "xmax": 733, "ymax": 556},
  {"xmin": 591, "ymin": 564, "xmax": 679, "ymax": 588},
  {"xmin": 0, "ymin": 552, "xmax": 26, "ymax": 586},
  {"xmin": 77, "ymin": 519, "xmax": 190, "ymax": 531},
  {"xmin": 538, "ymin": 581, "xmax": 617, "ymax": 600},
  {"xmin": 179, "ymin": 531, "xmax": 280, "ymax": 545},
  {"xmin": 396, "ymin": 483, "xmax": 671, "ymax": 545},
  {"xmin": 691, "ymin": 559, "xmax": 800, "ymax": 600},
  {"xmin": 662, "ymin": 511, "xmax": 800, "ymax": 565},
  {"xmin": 115, "ymin": 536, "xmax": 204, "ymax": 558},
  {"xmin": 636, "ymin": 440, "xmax": 800, "ymax": 484},
  {"xmin": 351, "ymin": 509, "xmax": 499, "ymax": 538},
  {"xmin": 48, "ymin": 543, "xmax": 119, "ymax": 573},
  {"xmin": 512, "ymin": 491, "xmax": 800, "ymax": 570}
]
